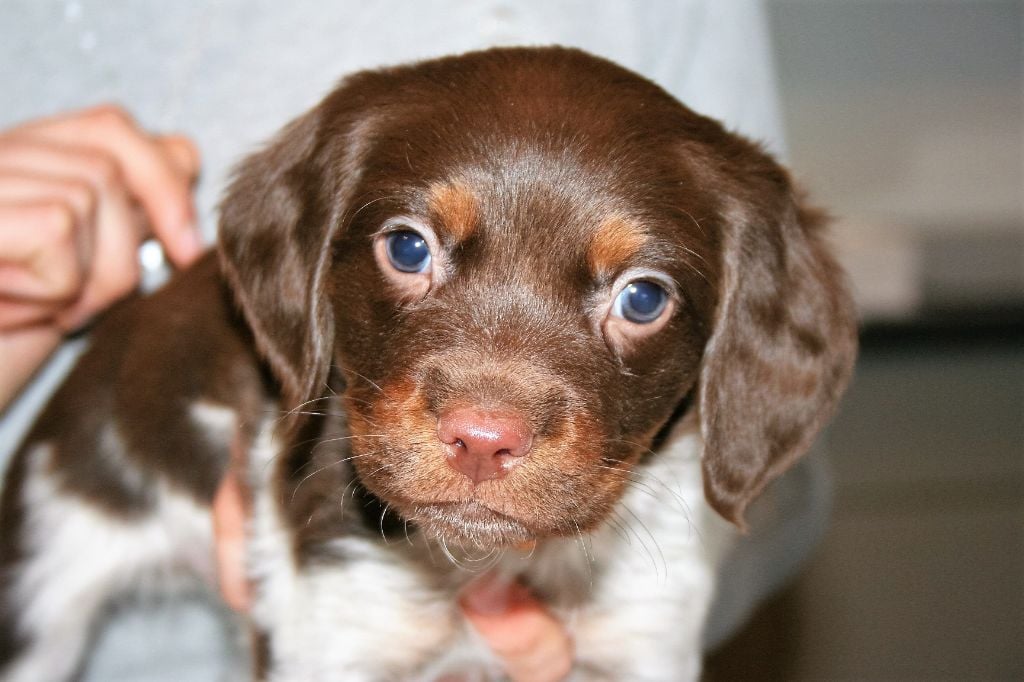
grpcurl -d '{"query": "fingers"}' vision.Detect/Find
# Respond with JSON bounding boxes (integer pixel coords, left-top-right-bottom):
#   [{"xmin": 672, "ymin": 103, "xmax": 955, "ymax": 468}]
[
  {"xmin": 0, "ymin": 202, "xmax": 89, "ymax": 326},
  {"xmin": 212, "ymin": 467, "xmax": 251, "ymax": 613},
  {"xmin": 0, "ymin": 136, "xmax": 139, "ymax": 330},
  {"xmin": 14, "ymin": 105, "xmax": 202, "ymax": 267},
  {"xmin": 462, "ymin": 574, "xmax": 574, "ymax": 682},
  {"xmin": 0, "ymin": 106, "xmax": 204, "ymax": 333}
]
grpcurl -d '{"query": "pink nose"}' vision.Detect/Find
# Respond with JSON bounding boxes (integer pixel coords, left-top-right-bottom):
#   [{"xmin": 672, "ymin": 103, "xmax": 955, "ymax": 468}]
[{"xmin": 437, "ymin": 407, "xmax": 534, "ymax": 484}]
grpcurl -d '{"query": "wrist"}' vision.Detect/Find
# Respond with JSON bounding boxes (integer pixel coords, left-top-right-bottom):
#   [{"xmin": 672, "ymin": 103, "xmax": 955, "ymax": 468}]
[{"xmin": 0, "ymin": 325, "xmax": 62, "ymax": 411}]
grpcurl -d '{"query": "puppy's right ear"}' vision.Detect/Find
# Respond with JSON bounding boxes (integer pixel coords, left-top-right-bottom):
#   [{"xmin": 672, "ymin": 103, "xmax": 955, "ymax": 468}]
[{"xmin": 217, "ymin": 108, "xmax": 340, "ymax": 410}]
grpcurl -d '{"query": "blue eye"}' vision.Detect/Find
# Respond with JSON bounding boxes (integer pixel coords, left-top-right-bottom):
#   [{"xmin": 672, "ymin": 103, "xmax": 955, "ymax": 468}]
[
  {"xmin": 385, "ymin": 230, "xmax": 431, "ymax": 273},
  {"xmin": 614, "ymin": 280, "xmax": 669, "ymax": 324}
]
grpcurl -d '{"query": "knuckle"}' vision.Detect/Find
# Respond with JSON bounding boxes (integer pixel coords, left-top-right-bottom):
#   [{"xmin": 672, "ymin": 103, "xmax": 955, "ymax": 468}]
[
  {"xmin": 80, "ymin": 149, "xmax": 122, "ymax": 189},
  {"xmin": 62, "ymin": 178, "xmax": 98, "ymax": 216},
  {"xmin": 36, "ymin": 203, "xmax": 77, "ymax": 245},
  {"xmin": 55, "ymin": 272, "xmax": 85, "ymax": 301},
  {"xmin": 85, "ymin": 103, "xmax": 135, "ymax": 132},
  {"xmin": 108, "ymin": 259, "xmax": 141, "ymax": 297}
]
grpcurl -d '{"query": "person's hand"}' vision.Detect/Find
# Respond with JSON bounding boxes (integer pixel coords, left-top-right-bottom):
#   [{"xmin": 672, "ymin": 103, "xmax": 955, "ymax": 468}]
[
  {"xmin": 460, "ymin": 573, "xmax": 574, "ymax": 681},
  {"xmin": 0, "ymin": 105, "xmax": 202, "ymax": 408},
  {"xmin": 212, "ymin": 469, "xmax": 573, "ymax": 681}
]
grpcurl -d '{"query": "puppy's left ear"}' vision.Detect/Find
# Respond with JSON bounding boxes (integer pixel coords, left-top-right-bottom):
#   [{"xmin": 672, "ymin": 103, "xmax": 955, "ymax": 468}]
[
  {"xmin": 698, "ymin": 179, "xmax": 858, "ymax": 528},
  {"xmin": 217, "ymin": 106, "xmax": 349, "ymax": 410}
]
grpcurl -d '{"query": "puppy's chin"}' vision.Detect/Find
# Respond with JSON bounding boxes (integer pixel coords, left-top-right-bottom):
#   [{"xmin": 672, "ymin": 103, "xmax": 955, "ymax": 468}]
[{"xmin": 410, "ymin": 501, "xmax": 538, "ymax": 550}]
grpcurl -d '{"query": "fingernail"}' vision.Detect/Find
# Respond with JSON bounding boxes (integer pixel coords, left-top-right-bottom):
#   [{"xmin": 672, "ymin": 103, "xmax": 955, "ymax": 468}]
[{"xmin": 177, "ymin": 222, "xmax": 204, "ymax": 262}]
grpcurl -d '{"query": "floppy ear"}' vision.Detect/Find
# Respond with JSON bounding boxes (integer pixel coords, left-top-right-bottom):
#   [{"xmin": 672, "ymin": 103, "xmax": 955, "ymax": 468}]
[
  {"xmin": 217, "ymin": 106, "xmax": 345, "ymax": 410},
  {"xmin": 698, "ymin": 184, "xmax": 858, "ymax": 528}
]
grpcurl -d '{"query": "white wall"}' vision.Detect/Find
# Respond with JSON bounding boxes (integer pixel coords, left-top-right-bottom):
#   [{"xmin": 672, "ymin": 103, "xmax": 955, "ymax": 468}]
[{"xmin": 768, "ymin": 1, "xmax": 1022, "ymax": 318}]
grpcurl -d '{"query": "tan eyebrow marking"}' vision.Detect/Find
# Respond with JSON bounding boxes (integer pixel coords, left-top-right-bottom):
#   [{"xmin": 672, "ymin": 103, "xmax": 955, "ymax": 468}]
[
  {"xmin": 587, "ymin": 215, "xmax": 650, "ymax": 275},
  {"xmin": 426, "ymin": 181, "xmax": 479, "ymax": 242}
]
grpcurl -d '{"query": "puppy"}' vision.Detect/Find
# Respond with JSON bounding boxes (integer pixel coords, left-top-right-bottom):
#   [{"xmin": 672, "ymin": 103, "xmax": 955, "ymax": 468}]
[{"xmin": 0, "ymin": 47, "xmax": 857, "ymax": 681}]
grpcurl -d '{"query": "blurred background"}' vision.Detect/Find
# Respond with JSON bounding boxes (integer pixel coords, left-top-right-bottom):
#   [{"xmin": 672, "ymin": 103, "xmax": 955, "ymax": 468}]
[{"xmin": 710, "ymin": 2, "xmax": 1023, "ymax": 680}]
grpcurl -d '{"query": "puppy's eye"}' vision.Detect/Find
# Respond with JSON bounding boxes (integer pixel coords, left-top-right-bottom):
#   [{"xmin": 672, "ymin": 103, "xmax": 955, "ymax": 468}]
[
  {"xmin": 385, "ymin": 230, "xmax": 432, "ymax": 273},
  {"xmin": 612, "ymin": 280, "xmax": 669, "ymax": 324}
]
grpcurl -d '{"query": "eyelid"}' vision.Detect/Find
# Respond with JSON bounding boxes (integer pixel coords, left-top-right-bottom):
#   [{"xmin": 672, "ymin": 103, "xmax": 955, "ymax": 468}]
[
  {"xmin": 375, "ymin": 218, "xmax": 443, "ymax": 259},
  {"xmin": 610, "ymin": 268, "xmax": 679, "ymax": 302},
  {"xmin": 374, "ymin": 216, "xmax": 435, "ymax": 241}
]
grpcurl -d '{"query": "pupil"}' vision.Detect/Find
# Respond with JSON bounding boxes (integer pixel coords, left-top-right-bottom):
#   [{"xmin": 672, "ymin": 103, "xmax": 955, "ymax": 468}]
[
  {"xmin": 618, "ymin": 280, "xmax": 668, "ymax": 324},
  {"xmin": 628, "ymin": 282, "xmax": 663, "ymax": 316},
  {"xmin": 388, "ymin": 231, "xmax": 429, "ymax": 272}
]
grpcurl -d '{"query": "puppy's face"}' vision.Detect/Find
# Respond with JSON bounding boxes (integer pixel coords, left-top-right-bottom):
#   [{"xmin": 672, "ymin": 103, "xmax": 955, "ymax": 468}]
[
  {"xmin": 219, "ymin": 48, "xmax": 857, "ymax": 549},
  {"xmin": 328, "ymin": 108, "xmax": 718, "ymax": 546}
]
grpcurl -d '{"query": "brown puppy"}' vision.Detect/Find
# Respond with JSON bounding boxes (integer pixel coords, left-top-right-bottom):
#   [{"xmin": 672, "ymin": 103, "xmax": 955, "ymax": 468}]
[{"xmin": 0, "ymin": 47, "xmax": 856, "ymax": 680}]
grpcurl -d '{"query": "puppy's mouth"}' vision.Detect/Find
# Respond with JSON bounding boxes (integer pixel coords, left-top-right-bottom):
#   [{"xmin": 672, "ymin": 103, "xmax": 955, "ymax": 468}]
[
  {"xmin": 344, "ymin": 374, "xmax": 631, "ymax": 550},
  {"xmin": 409, "ymin": 500, "xmax": 536, "ymax": 549}
]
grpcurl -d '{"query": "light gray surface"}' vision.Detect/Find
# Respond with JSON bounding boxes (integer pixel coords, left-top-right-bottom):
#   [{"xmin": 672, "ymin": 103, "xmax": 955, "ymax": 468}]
[{"xmin": 85, "ymin": 592, "xmax": 249, "ymax": 682}]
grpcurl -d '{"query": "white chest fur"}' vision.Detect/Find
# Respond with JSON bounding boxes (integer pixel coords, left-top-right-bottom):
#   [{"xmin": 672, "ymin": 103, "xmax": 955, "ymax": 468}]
[{"xmin": 249, "ymin": 416, "xmax": 737, "ymax": 682}]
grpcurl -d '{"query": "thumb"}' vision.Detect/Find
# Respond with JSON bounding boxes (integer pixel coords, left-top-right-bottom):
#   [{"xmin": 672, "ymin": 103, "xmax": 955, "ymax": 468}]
[
  {"xmin": 151, "ymin": 134, "xmax": 203, "ymax": 267},
  {"xmin": 461, "ymin": 574, "xmax": 573, "ymax": 682}
]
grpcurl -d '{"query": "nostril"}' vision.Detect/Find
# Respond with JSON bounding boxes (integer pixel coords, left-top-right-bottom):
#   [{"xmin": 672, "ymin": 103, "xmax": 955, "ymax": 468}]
[{"xmin": 437, "ymin": 406, "xmax": 534, "ymax": 484}]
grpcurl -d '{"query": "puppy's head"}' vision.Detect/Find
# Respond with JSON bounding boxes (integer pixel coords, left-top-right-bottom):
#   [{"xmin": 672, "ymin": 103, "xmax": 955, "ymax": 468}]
[{"xmin": 219, "ymin": 48, "xmax": 857, "ymax": 547}]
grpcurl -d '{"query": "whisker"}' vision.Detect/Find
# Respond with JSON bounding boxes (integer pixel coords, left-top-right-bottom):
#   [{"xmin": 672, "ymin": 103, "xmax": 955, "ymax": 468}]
[
  {"xmin": 604, "ymin": 509, "xmax": 633, "ymax": 546},
  {"xmin": 335, "ymin": 460, "xmax": 391, "ymax": 521},
  {"xmin": 571, "ymin": 518, "xmax": 595, "ymax": 590},
  {"xmin": 310, "ymin": 433, "xmax": 387, "ymax": 453},
  {"xmin": 290, "ymin": 452, "xmax": 377, "ymax": 503},
  {"xmin": 438, "ymin": 535, "xmax": 460, "ymax": 568},
  {"xmin": 403, "ymin": 518, "xmax": 414, "ymax": 547},
  {"xmin": 347, "ymin": 195, "xmax": 396, "ymax": 223},
  {"xmin": 603, "ymin": 437, "xmax": 697, "ymax": 518},
  {"xmin": 339, "ymin": 368, "xmax": 384, "ymax": 394},
  {"xmin": 379, "ymin": 504, "xmax": 392, "ymax": 544},
  {"xmin": 274, "ymin": 395, "xmax": 340, "ymax": 425},
  {"xmin": 595, "ymin": 463, "xmax": 692, "ymax": 523},
  {"xmin": 595, "ymin": 464, "xmax": 663, "ymax": 500},
  {"xmin": 276, "ymin": 410, "xmax": 346, "ymax": 418},
  {"xmin": 621, "ymin": 502, "xmax": 667, "ymax": 582},
  {"xmin": 422, "ymin": 533, "xmax": 439, "ymax": 565}
]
